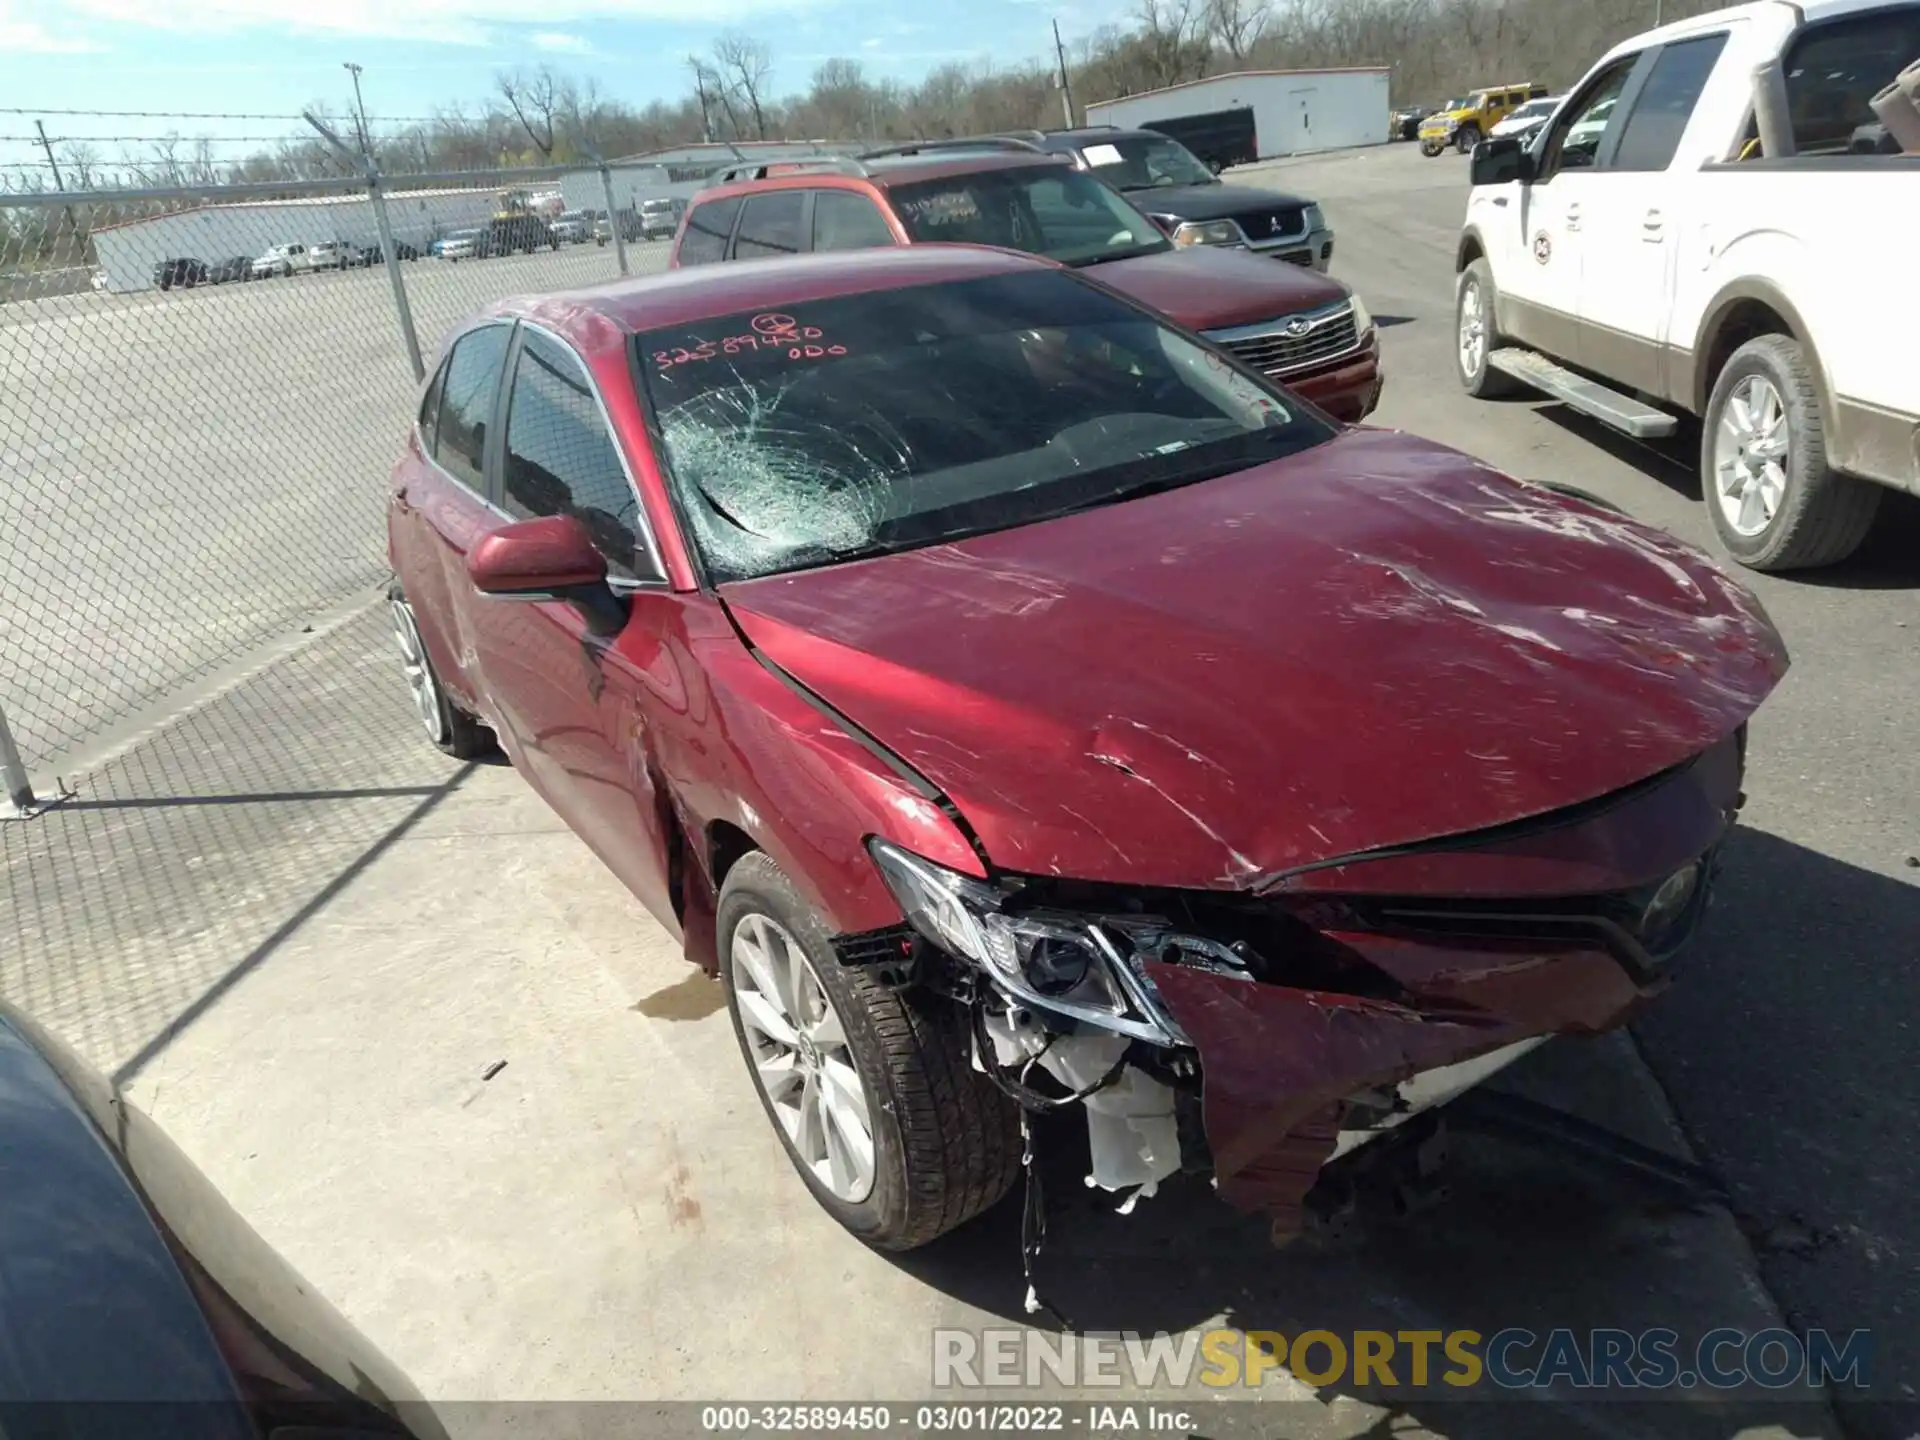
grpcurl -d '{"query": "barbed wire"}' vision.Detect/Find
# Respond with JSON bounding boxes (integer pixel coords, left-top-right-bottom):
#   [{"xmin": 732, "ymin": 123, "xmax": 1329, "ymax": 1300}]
[{"xmin": 0, "ymin": 107, "xmax": 470, "ymax": 124}]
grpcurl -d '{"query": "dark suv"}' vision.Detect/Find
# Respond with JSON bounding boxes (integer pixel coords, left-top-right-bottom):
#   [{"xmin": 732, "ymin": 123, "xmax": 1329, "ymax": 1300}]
[
  {"xmin": 981, "ymin": 127, "xmax": 1335, "ymax": 270},
  {"xmin": 673, "ymin": 148, "xmax": 1379, "ymax": 421},
  {"xmin": 479, "ymin": 213, "xmax": 558, "ymax": 256}
]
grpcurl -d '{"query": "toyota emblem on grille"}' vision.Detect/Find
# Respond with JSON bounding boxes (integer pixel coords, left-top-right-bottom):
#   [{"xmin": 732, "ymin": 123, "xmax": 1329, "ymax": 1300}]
[{"xmin": 1284, "ymin": 316, "xmax": 1313, "ymax": 337}]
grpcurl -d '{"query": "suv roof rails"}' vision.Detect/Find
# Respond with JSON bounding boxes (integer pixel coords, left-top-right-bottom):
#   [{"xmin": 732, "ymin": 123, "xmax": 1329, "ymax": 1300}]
[
  {"xmin": 858, "ymin": 135, "xmax": 1046, "ymax": 159},
  {"xmin": 713, "ymin": 155, "xmax": 870, "ymax": 183},
  {"xmin": 1042, "ymin": 123, "xmax": 1119, "ymax": 134}
]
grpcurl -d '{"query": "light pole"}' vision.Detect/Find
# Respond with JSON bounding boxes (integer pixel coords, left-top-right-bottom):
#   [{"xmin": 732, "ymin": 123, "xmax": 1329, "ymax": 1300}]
[{"xmin": 343, "ymin": 61, "xmax": 371, "ymax": 156}]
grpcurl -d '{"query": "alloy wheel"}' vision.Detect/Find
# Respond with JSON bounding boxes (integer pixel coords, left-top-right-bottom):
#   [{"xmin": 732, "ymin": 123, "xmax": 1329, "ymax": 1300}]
[
  {"xmin": 1713, "ymin": 375, "xmax": 1791, "ymax": 537},
  {"xmin": 1459, "ymin": 280, "xmax": 1487, "ymax": 378},
  {"xmin": 731, "ymin": 912, "xmax": 876, "ymax": 1204},
  {"xmin": 388, "ymin": 596, "xmax": 447, "ymax": 743}
]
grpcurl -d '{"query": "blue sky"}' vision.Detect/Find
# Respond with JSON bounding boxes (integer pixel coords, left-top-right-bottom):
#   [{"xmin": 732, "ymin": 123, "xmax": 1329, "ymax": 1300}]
[{"xmin": 0, "ymin": 0, "xmax": 1132, "ymax": 173}]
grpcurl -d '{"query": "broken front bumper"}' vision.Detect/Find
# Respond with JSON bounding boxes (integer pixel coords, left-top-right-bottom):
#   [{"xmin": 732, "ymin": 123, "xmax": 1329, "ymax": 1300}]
[{"xmin": 887, "ymin": 731, "xmax": 1744, "ymax": 1238}]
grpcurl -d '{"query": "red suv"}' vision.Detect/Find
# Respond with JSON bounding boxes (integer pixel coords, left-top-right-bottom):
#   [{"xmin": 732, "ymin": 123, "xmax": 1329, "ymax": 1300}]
[
  {"xmin": 669, "ymin": 148, "xmax": 1383, "ymax": 422},
  {"xmin": 387, "ymin": 245, "xmax": 1783, "ymax": 1257}
]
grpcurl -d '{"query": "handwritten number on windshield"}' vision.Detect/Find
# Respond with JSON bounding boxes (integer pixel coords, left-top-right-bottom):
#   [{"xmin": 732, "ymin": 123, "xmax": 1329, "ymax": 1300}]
[{"xmin": 654, "ymin": 312, "xmax": 846, "ymax": 370}]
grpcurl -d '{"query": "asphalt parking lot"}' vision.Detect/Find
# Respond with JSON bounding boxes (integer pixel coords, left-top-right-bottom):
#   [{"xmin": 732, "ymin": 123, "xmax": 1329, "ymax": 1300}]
[{"xmin": 3, "ymin": 140, "xmax": 1916, "ymax": 1437}]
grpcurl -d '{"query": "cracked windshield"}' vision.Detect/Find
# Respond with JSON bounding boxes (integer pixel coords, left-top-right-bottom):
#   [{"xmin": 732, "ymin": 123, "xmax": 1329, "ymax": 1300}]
[{"xmin": 639, "ymin": 270, "xmax": 1331, "ymax": 582}]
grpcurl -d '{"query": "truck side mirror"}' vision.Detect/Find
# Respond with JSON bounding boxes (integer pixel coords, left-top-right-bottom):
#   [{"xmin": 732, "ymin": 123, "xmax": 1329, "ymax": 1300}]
[{"xmin": 1471, "ymin": 136, "xmax": 1534, "ymax": 186}]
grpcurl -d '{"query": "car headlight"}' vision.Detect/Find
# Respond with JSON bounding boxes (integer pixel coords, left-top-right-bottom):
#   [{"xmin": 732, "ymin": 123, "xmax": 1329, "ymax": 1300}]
[
  {"xmin": 867, "ymin": 839, "xmax": 1187, "ymax": 1044},
  {"xmin": 1171, "ymin": 219, "xmax": 1243, "ymax": 248},
  {"xmin": 1303, "ymin": 203, "xmax": 1326, "ymax": 233},
  {"xmin": 1635, "ymin": 861, "xmax": 1704, "ymax": 953},
  {"xmin": 1348, "ymin": 291, "xmax": 1373, "ymax": 337}
]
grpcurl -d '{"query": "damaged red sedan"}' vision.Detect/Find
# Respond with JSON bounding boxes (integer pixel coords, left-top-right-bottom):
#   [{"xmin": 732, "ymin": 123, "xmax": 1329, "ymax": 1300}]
[{"xmin": 386, "ymin": 245, "xmax": 1785, "ymax": 1255}]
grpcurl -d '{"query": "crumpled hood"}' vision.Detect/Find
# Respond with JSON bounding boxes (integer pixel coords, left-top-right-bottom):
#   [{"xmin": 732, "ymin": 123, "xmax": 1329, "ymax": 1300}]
[
  {"xmin": 722, "ymin": 429, "xmax": 1787, "ymax": 890},
  {"xmin": 1089, "ymin": 244, "xmax": 1349, "ymax": 332}
]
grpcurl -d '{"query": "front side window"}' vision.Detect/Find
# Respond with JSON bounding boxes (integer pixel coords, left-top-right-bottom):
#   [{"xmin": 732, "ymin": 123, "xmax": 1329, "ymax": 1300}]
[
  {"xmin": 679, "ymin": 196, "xmax": 742, "ymax": 266},
  {"xmin": 434, "ymin": 324, "xmax": 512, "ymax": 492},
  {"xmin": 734, "ymin": 192, "xmax": 807, "ymax": 259},
  {"xmin": 502, "ymin": 331, "xmax": 645, "ymax": 579},
  {"xmin": 1613, "ymin": 34, "xmax": 1730, "ymax": 170},
  {"xmin": 812, "ymin": 190, "xmax": 895, "ymax": 251},
  {"xmin": 636, "ymin": 270, "xmax": 1335, "ymax": 585},
  {"xmin": 1076, "ymin": 133, "xmax": 1215, "ymax": 192},
  {"xmin": 888, "ymin": 167, "xmax": 1166, "ymax": 268},
  {"xmin": 1540, "ymin": 57, "xmax": 1639, "ymax": 176},
  {"xmin": 1784, "ymin": 5, "xmax": 1920, "ymax": 153},
  {"xmin": 417, "ymin": 358, "xmax": 447, "ymax": 455}
]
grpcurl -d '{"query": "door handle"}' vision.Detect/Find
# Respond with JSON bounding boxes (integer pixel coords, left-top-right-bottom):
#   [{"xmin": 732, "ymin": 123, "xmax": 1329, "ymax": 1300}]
[
  {"xmin": 1565, "ymin": 203, "xmax": 1581, "ymax": 232},
  {"xmin": 1641, "ymin": 208, "xmax": 1665, "ymax": 242},
  {"xmin": 1493, "ymin": 195, "xmax": 1509, "ymax": 207}
]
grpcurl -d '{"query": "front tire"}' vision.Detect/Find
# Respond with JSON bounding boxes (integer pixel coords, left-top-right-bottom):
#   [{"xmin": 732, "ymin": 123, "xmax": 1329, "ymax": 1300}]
[
  {"xmin": 1703, "ymin": 334, "xmax": 1880, "ymax": 571},
  {"xmin": 388, "ymin": 582, "xmax": 495, "ymax": 758},
  {"xmin": 1455, "ymin": 257, "xmax": 1519, "ymax": 399},
  {"xmin": 718, "ymin": 853, "xmax": 1020, "ymax": 1251},
  {"xmin": 1420, "ymin": 138, "xmax": 1444, "ymax": 156}
]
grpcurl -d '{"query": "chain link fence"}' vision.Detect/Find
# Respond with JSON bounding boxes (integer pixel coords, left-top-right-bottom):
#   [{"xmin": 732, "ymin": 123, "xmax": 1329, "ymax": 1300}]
[{"xmin": 0, "ymin": 160, "xmax": 677, "ymax": 805}]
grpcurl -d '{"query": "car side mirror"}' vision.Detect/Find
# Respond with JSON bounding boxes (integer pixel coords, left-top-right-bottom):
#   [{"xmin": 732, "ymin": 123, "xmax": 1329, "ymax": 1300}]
[
  {"xmin": 467, "ymin": 514, "xmax": 628, "ymax": 635},
  {"xmin": 1471, "ymin": 136, "xmax": 1533, "ymax": 187}
]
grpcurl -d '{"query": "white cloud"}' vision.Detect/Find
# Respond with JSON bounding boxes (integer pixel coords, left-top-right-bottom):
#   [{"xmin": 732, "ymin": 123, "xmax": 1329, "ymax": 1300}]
[
  {"xmin": 50, "ymin": 0, "xmax": 818, "ymax": 45},
  {"xmin": 530, "ymin": 29, "xmax": 591, "ymax": 51},
  {"xmin": 0, "ymin": 3, "xmax": 103, "ymax": 49}
]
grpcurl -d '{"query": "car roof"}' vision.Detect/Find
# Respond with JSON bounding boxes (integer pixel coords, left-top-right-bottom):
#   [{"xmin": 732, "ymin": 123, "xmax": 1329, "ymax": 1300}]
[
  {"xmin": 696, "ymin": 150, "xmax": 1069, "ymax": 206},
  {"xmin": 477, "ymin": 243, "xmax": 1059, "ymax": 340},
  {"xmin": 1039, "ymin": 126, "xmax": 1164, "ymax": 147}
]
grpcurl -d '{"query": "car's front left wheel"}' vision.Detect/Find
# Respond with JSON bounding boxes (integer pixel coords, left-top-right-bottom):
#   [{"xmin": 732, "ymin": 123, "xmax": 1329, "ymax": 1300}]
[
  {"xmin": 718, "ymin": 852, "xmax": 1020, "ymax": 1251},
  {"xmin": 388, "ymin": 581, "xmax": 495, "ymax": 758}
]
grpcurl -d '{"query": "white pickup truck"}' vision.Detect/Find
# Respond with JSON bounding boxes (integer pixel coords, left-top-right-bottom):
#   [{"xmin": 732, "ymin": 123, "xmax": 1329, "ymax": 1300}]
[{"xmin": 1453, "ymin": 0, "xmax": 1920, "ymax": 570}]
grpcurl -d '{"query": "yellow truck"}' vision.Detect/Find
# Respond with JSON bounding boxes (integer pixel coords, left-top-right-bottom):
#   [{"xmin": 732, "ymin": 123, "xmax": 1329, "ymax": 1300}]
[{"xmin": 1419, "ymin": 83, "xmax": 1549, "ymax": 155}]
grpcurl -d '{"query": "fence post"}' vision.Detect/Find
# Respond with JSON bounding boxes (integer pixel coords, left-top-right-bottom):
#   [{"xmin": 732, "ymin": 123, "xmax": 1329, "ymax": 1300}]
[
  {"xmin": 598, "ymin": 163, "xmax": 631, "ymax": 278},
  {"xmin": 0, "ymin": 699, "xmax": 37, "ymax": 819},
  {"xmin": 369, "ymin": 174, "xmax": 425, "ymax": 382},
  {"xmin": 304, "ymin": 110, "xmax": 424, "ymax": 382}
]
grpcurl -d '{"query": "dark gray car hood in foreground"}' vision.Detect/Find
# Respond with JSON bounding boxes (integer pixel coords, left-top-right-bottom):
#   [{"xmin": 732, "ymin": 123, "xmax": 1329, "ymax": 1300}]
[{"xmin": 1121, "ymin": 180, "xmax": 1312, "ymax": 223}]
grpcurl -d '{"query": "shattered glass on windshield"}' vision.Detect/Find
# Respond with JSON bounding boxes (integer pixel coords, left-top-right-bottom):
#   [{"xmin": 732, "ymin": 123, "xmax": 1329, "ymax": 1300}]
[{"xmin": 636, "ymin": 271, "xmax": 1335, "ymax": 583}]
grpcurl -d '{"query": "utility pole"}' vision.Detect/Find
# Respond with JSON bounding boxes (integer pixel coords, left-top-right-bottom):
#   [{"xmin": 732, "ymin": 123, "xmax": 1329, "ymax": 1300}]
[
  {"xmin": 33, "ymin": 120, "xmax": 79, "ymax": 248},
  {"xmin": 343, "ymin": 62, "xmax": 371, "ymax": 156},
  {"xmin": 1052, "ymin": 19, "xmax": 1076, "ymax": 128},
  {"xmin": 691, "ymin": 59, "xmax": 716, "ymax": 143}
]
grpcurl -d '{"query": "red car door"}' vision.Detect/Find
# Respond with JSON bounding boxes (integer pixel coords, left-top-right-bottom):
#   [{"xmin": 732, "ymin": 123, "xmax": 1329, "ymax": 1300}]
[
  {"xmin": 459, "ymin": 324, "xmax": 679, "ymax": 933},
  {"xmin": 394, "ymin": 322, "xmax": 515, "ymax": 714}
]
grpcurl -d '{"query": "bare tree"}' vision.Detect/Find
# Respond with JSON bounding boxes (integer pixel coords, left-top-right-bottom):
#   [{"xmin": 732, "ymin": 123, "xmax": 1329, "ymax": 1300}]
[
  {"xmin": 713, "ymin": 32, "xmax": 774, "ymax": 139},
  {"xmin": 59, "ymin": 142, "xmax": 101, "ymax": 189},
  {"xmin": 1134, "ymin": 0, "xmax": 1212, "ymax": 86},
  {"xmin": 1208, "ymin": 0, "xmax": 1271, "ymax": 58},
  {"xmin": 497, "ymin": 66, "xmax": 561, "ymax": 159}
]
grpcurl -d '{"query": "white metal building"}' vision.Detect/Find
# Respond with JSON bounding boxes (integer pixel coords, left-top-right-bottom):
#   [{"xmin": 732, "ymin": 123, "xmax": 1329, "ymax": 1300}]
[{"xmin": 1086, "ymin": 68, "xmax": 1391, "ymax": 161}]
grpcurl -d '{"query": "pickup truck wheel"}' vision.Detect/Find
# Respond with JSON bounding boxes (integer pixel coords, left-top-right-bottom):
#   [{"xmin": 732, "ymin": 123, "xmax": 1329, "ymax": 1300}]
[
  {"xmin": 1455, "ymin": 124, "xmax": 1482, "ymax": 153},
  {"xmin": 1456, "ymin": 258, "xmax": 1519, "ymax": 399},
  {"xmin": 1704, "ymin": 335, "xmax": 1880, "ymax": 571},
  {"xmin": 718, "ymin": 853, "xmax": 1020, "ymax": 1251}
]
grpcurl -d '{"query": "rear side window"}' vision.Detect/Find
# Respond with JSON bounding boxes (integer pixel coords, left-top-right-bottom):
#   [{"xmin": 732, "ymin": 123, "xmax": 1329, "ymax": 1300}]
[
  {"xmin": 734, "ymin": 191, "xmax": 807, "ymax": 259},
  {"xmin": 1612, "ymin": 33, "xmax": 1729, "ymax": 170},
  {"xmin": 1784, "ymin": 5, "xmax": 1920, "ymax": 153},
  {"xmin": 812, "ymin": 190, "xmax": 894, "ymax": 252},
  {"xmin": 679, "ymin": 196, "xmax": 741, "ymax": 265},
  {"xmin": 502, "ymin": 330, "xmax": 645, "ymax": 578},
  {"xmin": 434, "ymin": 324, "xmax": 512, "ymax": 492}
]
